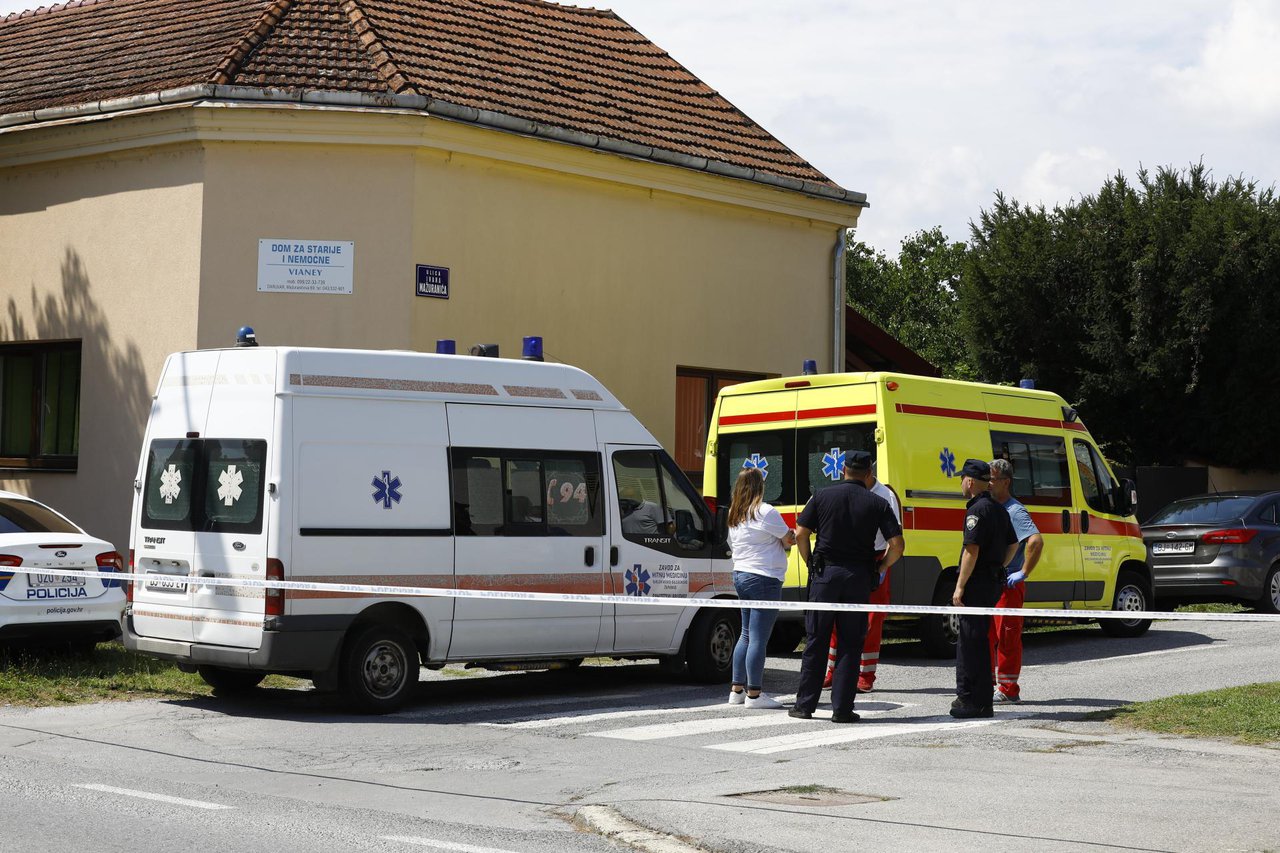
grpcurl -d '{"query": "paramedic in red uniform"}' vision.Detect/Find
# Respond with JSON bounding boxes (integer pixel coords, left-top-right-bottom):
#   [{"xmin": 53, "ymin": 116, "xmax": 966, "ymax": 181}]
[{"xmin": 987, "ymin": 457, "xmax": 1043, "ymax": 703}]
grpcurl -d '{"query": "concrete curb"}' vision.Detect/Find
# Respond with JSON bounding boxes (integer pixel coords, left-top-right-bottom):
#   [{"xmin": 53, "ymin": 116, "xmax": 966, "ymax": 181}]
[{"xmin": 574, "ymin": 805, "xmax": 705, "ymax": 853}]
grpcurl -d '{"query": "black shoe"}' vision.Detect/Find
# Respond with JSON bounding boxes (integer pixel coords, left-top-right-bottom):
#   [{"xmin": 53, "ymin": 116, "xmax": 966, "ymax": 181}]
[
  {"xmin": 830, "ymin": 711, "xmax": 860, "ymax": 724},
  {"xmin": 788, "ymin": 707, "xmax": 813, "ymax": 720},
  {"xmin": 949, "ymin": 704, "xmax": 994, "ymax": 719},
  {"xmin": 950, "ymin": 697, "xmax": 965, "ymax": 711}
]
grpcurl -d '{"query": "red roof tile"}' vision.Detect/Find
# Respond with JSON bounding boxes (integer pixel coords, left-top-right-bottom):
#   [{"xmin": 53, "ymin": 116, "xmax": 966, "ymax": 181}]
[{"xmin": 0, "ymin": 0, "xmax": 845, "ymax": 193}]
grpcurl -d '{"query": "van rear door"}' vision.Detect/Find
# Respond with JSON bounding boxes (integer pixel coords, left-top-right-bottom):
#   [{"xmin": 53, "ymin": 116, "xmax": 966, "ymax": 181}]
[{"xmin": 133, "ymin": 438, "xmax": 201, "ymax": 643}]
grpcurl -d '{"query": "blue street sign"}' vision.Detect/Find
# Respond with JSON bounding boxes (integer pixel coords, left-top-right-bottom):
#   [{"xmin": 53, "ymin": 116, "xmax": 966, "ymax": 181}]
[{"xmin": 416, "ymin": 265, "xmax": 450, "ymax": 299}]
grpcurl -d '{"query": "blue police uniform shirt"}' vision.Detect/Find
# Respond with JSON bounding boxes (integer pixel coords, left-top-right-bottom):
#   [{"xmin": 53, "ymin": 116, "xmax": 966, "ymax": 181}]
[
  {"xmin": 961, "ymin": 492, "xmax": 1017, "ymax": 569},
  {"xmin": 1000, "ymin": 495, "xmax": 1040, "ymax": 574}
]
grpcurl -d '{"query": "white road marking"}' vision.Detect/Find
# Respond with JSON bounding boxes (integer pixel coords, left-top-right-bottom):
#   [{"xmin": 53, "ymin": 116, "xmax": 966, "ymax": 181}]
[
  {"xmin": 707, "ymin": 717, "xmax": 1002, "ymax": 754},
  {"xmin": 380, "ymin": 837, "xmax": 524, "ymax": 853},
  {"xmin": 477, "ymin": 702, "xmax": 723, "ymax": 729},
  {"xmin": 392, "ymin": 690, "xmax": 650, "ymax": 719},
  {"xmin": 1088, "ymin": 643, "xmax": 1227, "ymax": 663},
  {"xmin": 589, "ymin": 713, "xmax": 798, "ymax": 741},
  {"xmin": 587, "ymin": 702, "xmax": 917, "ymax": 741},
  {"xmin": 76, "ymin": 783, "xmax": 233, "ymax": 810}
]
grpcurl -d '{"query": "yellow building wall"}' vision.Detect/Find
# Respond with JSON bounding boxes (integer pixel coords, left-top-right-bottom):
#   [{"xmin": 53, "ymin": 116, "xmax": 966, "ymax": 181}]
[
  {"xmin": 0, "ymin": 104, "xmax": 860, "ymax": 546},
  {"xmin": 193, "ymin": 108, "xmax": 856, "ymax": 453},
  {"xmin": 0, "ymin": 143, "xmax": 204, "ymax": 548}
]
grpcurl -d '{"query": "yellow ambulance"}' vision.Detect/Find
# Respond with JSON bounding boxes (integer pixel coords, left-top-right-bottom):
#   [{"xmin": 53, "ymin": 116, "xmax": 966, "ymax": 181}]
[{"xmin": 703, "ymin": 371, "xmax": 1152, "ymax": 656}]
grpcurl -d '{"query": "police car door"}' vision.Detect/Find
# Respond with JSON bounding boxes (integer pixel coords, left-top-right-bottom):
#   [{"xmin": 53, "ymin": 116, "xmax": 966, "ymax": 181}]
[{"xmin": 607, "ymin": 447, "xmax": 714, "ymax": 652}]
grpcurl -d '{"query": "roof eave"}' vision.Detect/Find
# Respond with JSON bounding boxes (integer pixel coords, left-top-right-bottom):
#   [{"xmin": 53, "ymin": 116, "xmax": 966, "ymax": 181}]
[{"xmin": 0, "ymin": 85, "xmax": 868, "ymax": 208}]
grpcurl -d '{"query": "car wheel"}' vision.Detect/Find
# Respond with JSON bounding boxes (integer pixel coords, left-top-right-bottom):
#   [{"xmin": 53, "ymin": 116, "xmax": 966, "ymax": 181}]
[
  {"xmin": 685, "ymin": 608, "xmax": 740, "ymax": 683},
  {"xmin": 1099, "ymin": 571, "xmax": 1153, "ymax": 638},
  {"xmin": 197, "ymin": 666, "xmax": 266, "ymax": 693},
  {"xmin": 340, "ymin": 623, "xmax": 418, "ymax": 714},
  {"xmin": 1256, "ymin": 564, "xmax": 1280, "ymax": 614},
  {"xmin": 920, "ymin": 581, "xmax": 959, "ymax": 658}
]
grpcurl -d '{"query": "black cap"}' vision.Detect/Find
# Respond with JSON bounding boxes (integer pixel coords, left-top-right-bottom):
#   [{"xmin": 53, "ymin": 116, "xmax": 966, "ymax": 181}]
[
  {"xmin": 959, "ymin": 458, "xmax": 990, "ymax": 481},
  {"xmin": 844, "ymin": 450, "xmax": 872, "ymax": 471}
]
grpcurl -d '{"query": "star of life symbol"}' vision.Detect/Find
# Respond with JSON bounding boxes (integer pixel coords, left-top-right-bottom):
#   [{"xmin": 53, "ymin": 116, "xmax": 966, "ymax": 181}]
[
  {"xmin": 940, "ymin": 447, "xmax": 957, "ymax": 477},
  {"xmin": 625, "ymin": 564, "xmax": 651, "ymax": 596},
  {"xmin": 821, "ymin": 447, "xmax": 845, "ymax": 481},
  {"xmin": 741, "ymin": 453, "xmax": 769, "ymax": 479},
  {"xmin": 217, "ymin": 465, "xmax": 244, "ymax": 507},
  {"xmin": 159, "ymin": 464, "xmax": 182, "ymax": 505},
  {"xmin": 371, "ymin": 470, "xmax": 403, "ymax": 509}
]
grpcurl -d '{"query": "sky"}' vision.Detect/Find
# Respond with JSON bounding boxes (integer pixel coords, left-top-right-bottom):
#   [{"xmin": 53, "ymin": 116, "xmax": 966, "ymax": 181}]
[{"xmin": 4, "ymin": 0, "xmax": 1278, "ymax": 255}]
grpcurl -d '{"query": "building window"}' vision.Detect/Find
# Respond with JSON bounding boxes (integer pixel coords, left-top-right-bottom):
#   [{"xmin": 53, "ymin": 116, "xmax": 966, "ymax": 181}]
[
  {"xmin": 674, "ymin": 367, "xmax": 767, "ymax": 480},
  {"xmin": 0, "ymin": 341, "xmax": 81, "ymax": 470}
]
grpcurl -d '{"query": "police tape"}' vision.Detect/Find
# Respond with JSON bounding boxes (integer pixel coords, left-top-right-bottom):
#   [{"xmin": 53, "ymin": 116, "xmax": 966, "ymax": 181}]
[{"xmin": 9, "ymin": 565, "xmax": 1280, "ymax": 623}]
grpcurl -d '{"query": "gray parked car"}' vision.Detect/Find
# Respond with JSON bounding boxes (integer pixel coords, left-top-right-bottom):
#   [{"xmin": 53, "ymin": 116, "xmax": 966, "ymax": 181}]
[{"xmin": 1142, "ymin": 491, "xmax": 1280, "ymax": 611}]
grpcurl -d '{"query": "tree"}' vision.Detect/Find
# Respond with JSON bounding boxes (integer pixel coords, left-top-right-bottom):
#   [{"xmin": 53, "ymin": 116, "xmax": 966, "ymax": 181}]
[
  {"xmin": 846, "ymin": 227, "xmax": 976, "ymax": 379},
  {"xmin": 963, "ymin": 164, "xmax": 1280, "ymax": 470}
]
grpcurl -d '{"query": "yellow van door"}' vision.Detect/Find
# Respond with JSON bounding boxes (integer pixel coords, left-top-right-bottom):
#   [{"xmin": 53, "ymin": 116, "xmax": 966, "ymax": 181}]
[
  {"xmin": 983, "ymin": 393, "xmax": 1083, "ymax": 609},
  {"xmin": 1070, "ymin": 437, "xmax": 1135, "ymax": 606}
]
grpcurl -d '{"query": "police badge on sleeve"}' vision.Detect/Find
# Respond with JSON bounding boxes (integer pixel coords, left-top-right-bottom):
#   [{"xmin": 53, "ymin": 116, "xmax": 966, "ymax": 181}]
[{"xmin": 965, "ymin": 515, "xmax": 979, "ymax": 530}]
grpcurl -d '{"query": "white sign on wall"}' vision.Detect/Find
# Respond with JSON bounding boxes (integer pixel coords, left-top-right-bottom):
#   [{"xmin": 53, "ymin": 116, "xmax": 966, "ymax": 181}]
[{"xmin": 257, "ymin": 239, "xmax": 354, "ymax": 294}]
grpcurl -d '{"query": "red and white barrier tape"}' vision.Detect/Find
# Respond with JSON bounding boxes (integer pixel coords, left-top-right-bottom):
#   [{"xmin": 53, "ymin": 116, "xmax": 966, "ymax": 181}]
[{"xmin": 7, "ymin": 566, "xmax": 1280, "ymax": 622}]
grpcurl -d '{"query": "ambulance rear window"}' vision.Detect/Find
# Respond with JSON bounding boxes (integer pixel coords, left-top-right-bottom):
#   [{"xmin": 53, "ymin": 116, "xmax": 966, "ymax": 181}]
[
  {"xmin": 142, "ymin": 439, "xmax": 267, "ymax": 533},
  {"xmin": 799, "ymin": 425, "xmax": 876, "ymax": 499},
  {"xmin": 718, "ymin": 431, "xmax": 793, "ymax": 506}
]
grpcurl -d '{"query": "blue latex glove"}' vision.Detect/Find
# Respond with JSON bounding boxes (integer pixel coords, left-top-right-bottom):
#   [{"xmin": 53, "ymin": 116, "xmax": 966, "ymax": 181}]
[
  {"xmin": 878, "ymin": 571, "xmax": 887, "ymax": 587},
  {"xmin": 1006, "ymin": 569, "xmax": 1027, "ymax": 588}
]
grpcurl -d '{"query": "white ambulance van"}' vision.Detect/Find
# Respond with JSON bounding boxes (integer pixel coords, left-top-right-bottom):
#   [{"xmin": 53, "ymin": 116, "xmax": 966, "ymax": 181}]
[{"xmin": 124, "ymin": 345, "xmax": 736, "ymax": 712}]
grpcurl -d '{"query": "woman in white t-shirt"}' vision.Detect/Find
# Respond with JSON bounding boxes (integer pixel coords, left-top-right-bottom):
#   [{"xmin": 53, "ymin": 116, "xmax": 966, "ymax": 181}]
[{"xmin": 726, "ymin": 467, "xmax": 796, "ymax": 709}]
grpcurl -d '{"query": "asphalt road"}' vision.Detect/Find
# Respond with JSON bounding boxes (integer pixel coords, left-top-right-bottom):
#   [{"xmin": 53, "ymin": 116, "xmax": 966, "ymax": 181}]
[{"xmin": 1, "ymin": 618, "xmax": 1277, "ymax": 853}]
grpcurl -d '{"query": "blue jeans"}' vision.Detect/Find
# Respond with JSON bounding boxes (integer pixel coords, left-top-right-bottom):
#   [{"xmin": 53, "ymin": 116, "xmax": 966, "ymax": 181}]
[{"xmin": 732, "ymin": 571, "xmax": 783, "ymax": 691}]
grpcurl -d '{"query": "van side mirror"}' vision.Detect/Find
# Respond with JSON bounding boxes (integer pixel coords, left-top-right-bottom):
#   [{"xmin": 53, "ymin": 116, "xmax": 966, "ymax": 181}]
[{"xmin": 1116, "ymin": 478, "xmax": 1138, "ymax": 516}]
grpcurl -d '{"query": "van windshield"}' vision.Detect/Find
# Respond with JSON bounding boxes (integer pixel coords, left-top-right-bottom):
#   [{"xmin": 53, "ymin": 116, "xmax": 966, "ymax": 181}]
[{"xmin": 142, "ymin": 439, "xmax": 267, "ymax": 533}]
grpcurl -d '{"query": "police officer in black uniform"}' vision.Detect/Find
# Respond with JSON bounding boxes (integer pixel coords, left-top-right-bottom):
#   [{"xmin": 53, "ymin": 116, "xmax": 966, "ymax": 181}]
[
  {"xmin": 951, "ymin": 458, "xmax": 1019, "ymax": 718},
  {"xmin": 791, "ymin": 450, "xmax": 904, "ymax": 722}
]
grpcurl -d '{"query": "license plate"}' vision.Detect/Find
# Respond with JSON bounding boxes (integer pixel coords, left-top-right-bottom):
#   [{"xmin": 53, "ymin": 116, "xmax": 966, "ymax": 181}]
[
  {"xmin": 145, "ymin": 574, "xmax": 190, "ymax": 591},
  {"xmin": 1152, "ymin": 541, "xmax": 1195, "ymax": 554},
  {"xmin": 29, "ymin": 573, "xmax": 86, "ymax": 587}
]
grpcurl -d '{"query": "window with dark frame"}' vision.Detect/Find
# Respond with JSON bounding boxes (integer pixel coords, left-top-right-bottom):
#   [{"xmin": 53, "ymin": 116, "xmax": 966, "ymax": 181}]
[
  {"xmin": 0, "ymin": 340, "xmax": 81, "ymax": 470},
  {"xmin": 990, "ymin": 430, "xmax": 1073, "ymax": 507},
  {"xmin": 674, "ymin": 367, "xmax": 768, "ymax": 481},
  {"xmin": 450, "ymin": 448, "xmax": 602, "ymax": 537}
]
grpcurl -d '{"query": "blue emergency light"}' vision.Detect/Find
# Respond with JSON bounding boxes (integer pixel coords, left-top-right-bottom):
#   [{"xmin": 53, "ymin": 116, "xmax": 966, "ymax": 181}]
[
  {"xmin": 236, "ymin": 326, "xmax": 258, "ymax": 347},
  {"xmin": 1019, "ymin": 378, "xmax": 1036, "ymax": 389},
  {"xmin": 802, "ymin": 359, "xmax": 817, "ymax": 375},
  {"xmin": 522, "ymin": 336, "xmax": 544, "ymax": 361},
  {"xmin": 436, "ymin": 339, "xmax": 456, "ymax": 354}
]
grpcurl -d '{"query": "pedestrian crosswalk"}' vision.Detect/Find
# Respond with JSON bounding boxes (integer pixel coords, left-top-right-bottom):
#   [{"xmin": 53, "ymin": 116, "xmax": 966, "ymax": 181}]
[{"xmin": 467, "ymin": 692, "xmax": 1013, "ymax": 756}]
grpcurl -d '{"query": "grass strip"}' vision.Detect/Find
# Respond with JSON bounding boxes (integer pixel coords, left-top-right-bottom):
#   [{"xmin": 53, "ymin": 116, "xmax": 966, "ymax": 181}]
[
  {"xmin": 1092, "ymin": 682, "xmax": 1280, "ymax": 746},
  {"xmin": 0, "ymin": 643, "xmax": 303, "ymax": 706}
]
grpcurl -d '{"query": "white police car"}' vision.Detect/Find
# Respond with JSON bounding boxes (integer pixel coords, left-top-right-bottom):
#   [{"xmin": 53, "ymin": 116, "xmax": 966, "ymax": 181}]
[{"xmin": 0, "ymin": 490, "xmax": 124, "ymax": 649}]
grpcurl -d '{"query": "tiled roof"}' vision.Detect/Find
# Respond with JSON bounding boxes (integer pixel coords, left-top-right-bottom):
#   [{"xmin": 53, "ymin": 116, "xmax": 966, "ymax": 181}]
[{"xmin": 0, "ymin": 0, "xmax": 845, "ymax": 193}]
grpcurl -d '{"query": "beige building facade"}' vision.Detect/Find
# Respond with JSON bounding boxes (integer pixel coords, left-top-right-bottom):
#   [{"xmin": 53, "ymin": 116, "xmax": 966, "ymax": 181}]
[{"xmin": 1, "ymin": 96, "xmax": 861, "ymax": 549}]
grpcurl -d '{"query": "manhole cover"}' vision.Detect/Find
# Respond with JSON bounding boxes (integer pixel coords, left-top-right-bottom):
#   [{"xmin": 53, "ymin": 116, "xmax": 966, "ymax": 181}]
[{"xmin": 729, "ymin": 786, "xmax": 892, "ymax": 807}]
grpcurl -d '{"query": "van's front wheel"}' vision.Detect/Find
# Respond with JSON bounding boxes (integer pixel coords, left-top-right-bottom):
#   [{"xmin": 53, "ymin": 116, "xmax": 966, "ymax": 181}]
[
  {"xmin": 1099, "ymin": 571, "xmax": 1153, "ymax": 638},
  {"xmin": 685, "ymin": 608, "xmax": 739, "ymax": 683},
  {"xmin": 340, "ymin": 624, "xmax": 418, "ymax": 713}
]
